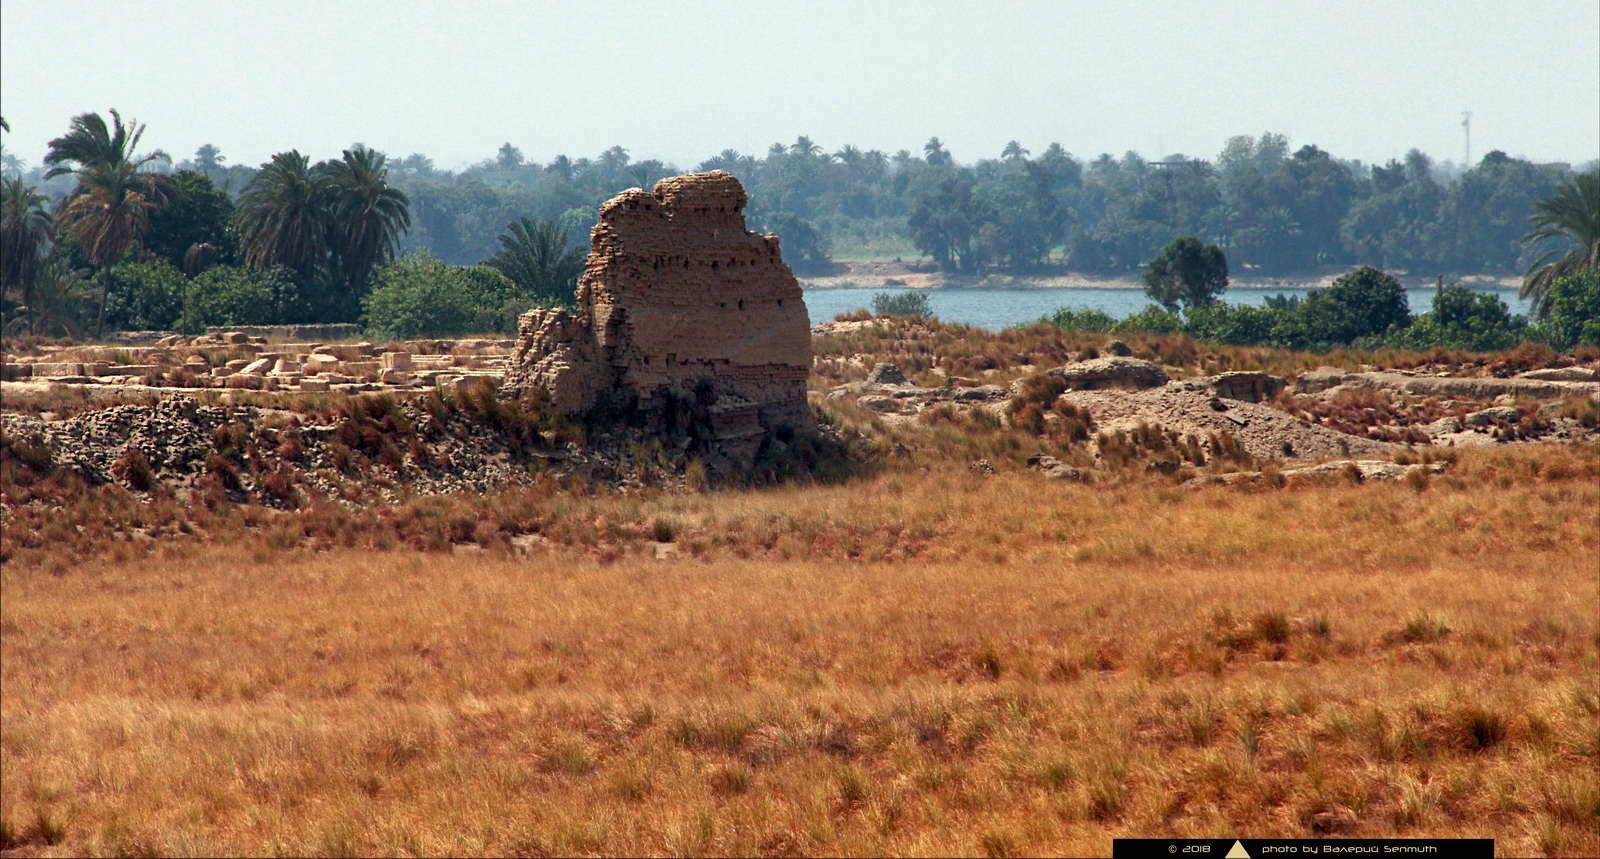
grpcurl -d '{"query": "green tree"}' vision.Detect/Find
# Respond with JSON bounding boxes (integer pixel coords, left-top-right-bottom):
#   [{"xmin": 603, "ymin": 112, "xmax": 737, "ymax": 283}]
[
  {"xmin": 1143, "ymin": 236, "xmax": 1228, "ymax": 311},
  {"xmin": 44, "ymin": 110, "xmax": 174, "ymax": 334},
  {"xmin": 759, "ymin": 212, "xmax": 831, "ymax": 274},
  {"xmin": 1532, "ymin": 271, "xmax": 1600, "ymax": 349},
  {"xmin": 236, "ymin": 150, "xmax": 330, "ymax": 279},
  {"xmin": 1393, "ymin": 283, "xmax": 1525, "ymax": 351},
  {"xmin": 1301, "ymin": 265, "xmax": 1411, "ymax": 344},
  {"xmin": 483, "ymin": 217, "xmax": 584, "ymax": 306},
  {"xmin": 177, "ymin": 265, "xmax": 299, "ymax": 332},
  {"xmin": 1520, "ymin": 169, "xmax": 1600, "ymax": 318},
  {"xmin": 103, "ymin": 258, "xmax": 186, "ymax": 331},
  {"xmin": 907, "ymin": 176, "xmax": 988, "ymax": 272},
  {"xmin": 1, "ymin": 176, "xmax": 53, "ymax": 331},
  {"xmin": 363, "ymin": 253, "xmax": 520, "ymax": 338},
  {"xmin": 145, "ymin": 170, "xmax": 235, "ymax": 272},
  {"xmin": 317, "ymin": 146, "xmax": 411, "ymax": 304},
  {"xmin": 12, "ymin": 255, "xmax": 93, "ymax": 337}
]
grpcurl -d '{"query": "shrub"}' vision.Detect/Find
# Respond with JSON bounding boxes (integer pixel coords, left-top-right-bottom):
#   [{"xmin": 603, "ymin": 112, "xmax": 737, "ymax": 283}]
[
  {"xmin": 1182, "ymin": 302, "xmax": 1287, "ymax": 346},
  {"xmin": 1044, "ymin": 307, "xmax": 1116, "ymax": 332},
  {"xmin": 104, "ymin": 259, "xmax": 187, "ymax": 331},
  {"xmin": 176, "ymin": 265, "xmax": 299, "ymax": 333},
  {"xmin": 1530, "ymin": 271, "xmax": 1600, "ymax": 350},
  {"xmin": 363, "ymin": 253, "xmax": 529, "ymax": 339},
  {"xmin": 871, "ymin": 291, "xmax": 933, "ymax": 318},
  {"xmin": 1386, "ymin": 284, "xmax": 1527, "ymax": 351},
  {"xmin": 1111, "ymin": 304, "xmax": 1183, "ymax": 336}
]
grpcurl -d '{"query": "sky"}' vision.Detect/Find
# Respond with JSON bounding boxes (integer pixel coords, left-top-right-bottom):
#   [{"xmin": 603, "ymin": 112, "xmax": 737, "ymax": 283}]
[{"xmin": 3, "ymin": 0, "xmax": 1597, "ymax": 173}]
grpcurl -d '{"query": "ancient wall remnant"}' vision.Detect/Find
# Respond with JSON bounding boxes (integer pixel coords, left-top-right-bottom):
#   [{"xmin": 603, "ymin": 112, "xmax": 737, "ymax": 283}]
[{"xmin": 503, "ymin": 171, "xmax": 813, "ymax": 456}]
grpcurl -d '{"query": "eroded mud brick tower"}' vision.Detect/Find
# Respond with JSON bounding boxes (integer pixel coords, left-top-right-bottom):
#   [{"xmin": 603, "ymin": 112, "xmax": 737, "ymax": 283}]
[{"xmin": 504, "ymin": 170, "xmax": 813, "ymax": 456}]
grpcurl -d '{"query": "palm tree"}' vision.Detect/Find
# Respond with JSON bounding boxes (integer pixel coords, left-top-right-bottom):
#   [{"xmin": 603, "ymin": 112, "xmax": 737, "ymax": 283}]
[
  {"xmin": 1001, "ymin": 140, "xmax": 1030, "ymax": 162},
  {"xmin": 791, "ymin": 136, "xmax": 823, "ymax": 158},
  {"xmin": 1520, "ymin": 169, "xmax": 1600, "ymax": 317},
  {"xmin": 54, "ymin": 162, "xmax": 168, "ymax": 334},
  {"xmin": 17, "ymin": 255, "xmax": 93, "ymax": 338},
  {"xmin": 923, "ymin": 137, "xmax": 950, "ymax": 167},
  {"xmin": 46, "ymin": 113, "xmax": 176, "ymax": 332},
  {"xmin": 1, "ymin": 176, "xmax": 53, "ymax": 330},
  {"xmin": 484, "ymin": 217, "xmax": 585, "ymax": 306},
  {"xmin": 236, "ymin": 150, "xmax": 331, "ymax": 278},
  {"xmin": 44, "ymin": 110, "xmax": 170, "ymax": 181},
  {"xmin": 43, "ymin": 110, "xmax": 174, "ymax": 334},
  {"xmin": 316, "ymin": 146, "xmax": 411, "ymax": 296}
]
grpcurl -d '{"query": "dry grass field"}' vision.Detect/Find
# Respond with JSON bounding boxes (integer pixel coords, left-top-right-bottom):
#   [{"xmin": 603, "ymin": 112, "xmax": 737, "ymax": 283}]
[{"xmin": 3, "ymin": 444, "xmax": 1597, "ymax": 857}]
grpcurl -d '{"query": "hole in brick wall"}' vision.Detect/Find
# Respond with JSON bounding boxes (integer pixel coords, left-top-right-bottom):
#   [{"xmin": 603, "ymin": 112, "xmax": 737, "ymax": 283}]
[
  {"xmin": 719, "ymin": 302, "xmax": 726, "ymax": 309},
  {"xmin": 738, "ymin": 300, "xmax": 745, "ymax": 310},
  {"xmin": 778, "ymin": 299, "xmax": 784, "ymax": 307},
  {"xmin": 711, "ymin": 261, "xmax": 719, "ymax": 271}
]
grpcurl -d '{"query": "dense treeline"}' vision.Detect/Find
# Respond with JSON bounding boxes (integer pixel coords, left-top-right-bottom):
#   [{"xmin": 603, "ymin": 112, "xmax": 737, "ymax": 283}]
[
  {"xmin": 2, "ymin": 111, "xmax": 1597, "ymax": 344},
  {"xmin": 1046, "ymin": 269, "xmax": 1600, "ymax": 353},
  {"xmin": 7, "ymin": 123, "xmax": 1591, "ymax": 276}
]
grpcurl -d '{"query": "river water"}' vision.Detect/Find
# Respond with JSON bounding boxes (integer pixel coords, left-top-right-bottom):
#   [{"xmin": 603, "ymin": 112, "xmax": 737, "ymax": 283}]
[{"xmin": 802, "ymin": 286, "xmax": 1533, "ymax": 331}]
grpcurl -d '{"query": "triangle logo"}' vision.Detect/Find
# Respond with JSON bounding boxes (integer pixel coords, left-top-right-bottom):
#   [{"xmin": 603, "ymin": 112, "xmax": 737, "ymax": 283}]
[{"xmin": 1225, "ymin": 841, "xmax": 1251, "ymax": 859}]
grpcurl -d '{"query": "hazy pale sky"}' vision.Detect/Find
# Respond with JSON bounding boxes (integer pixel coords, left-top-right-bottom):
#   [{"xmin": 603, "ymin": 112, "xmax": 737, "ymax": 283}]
[{"xmin": 3, "ymin": 0, "xmax": 1596, "ymax": 172}]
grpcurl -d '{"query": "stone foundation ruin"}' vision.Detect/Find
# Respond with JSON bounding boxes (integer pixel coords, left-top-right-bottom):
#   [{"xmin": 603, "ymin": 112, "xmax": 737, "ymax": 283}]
[{"xmin": 503, "ymin": 171, "xmax": 813, "ymax": 458}]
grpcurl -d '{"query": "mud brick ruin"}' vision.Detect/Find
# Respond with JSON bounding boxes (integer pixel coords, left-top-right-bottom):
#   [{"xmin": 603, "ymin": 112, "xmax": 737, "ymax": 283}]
[{"xmin": 504, "ymin": 170, "xmax": 813, "ymax": 456}]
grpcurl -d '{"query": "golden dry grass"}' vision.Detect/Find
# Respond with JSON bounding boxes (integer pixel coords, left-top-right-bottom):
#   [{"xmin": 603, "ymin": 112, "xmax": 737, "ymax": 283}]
[{"xmin": 3, "ymin": 446, "xmax": 1598, "ymax": 857}]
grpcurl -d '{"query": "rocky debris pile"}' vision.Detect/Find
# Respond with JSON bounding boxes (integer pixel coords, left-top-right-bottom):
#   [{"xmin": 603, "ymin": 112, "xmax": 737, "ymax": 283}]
[
  {"xmin": 1202, "ymin": 371, "xmax": 1285, "ymax": 403},
  {"xmin": 2, "ymin": 334, "xmax": 516, "ymax": 396},
  {"xmin": 0, "ymin": 391, "xmax": 708, "ymax": 510},
  {"xmin": 1518, "ymin": 366, "xmax": 1600, "ymax": 382},
  {"xmin": 1184, "ymin": 459, "xmax": 1449, "ymax": 489},
  {"xmin": 866, "ymin": 362, "xmax": 908, "ymax": 384},
  {"xmin": 1057, "ymin": 383, "xmax": 1396, "ymax": 463},
  {"xmin": 1027, "ymin": 453, "xmax": 1084, "ymax": 481},
  {"xmin": 502, "ymin": 171, "xmax": 814, "ymax": 462},
  {"xmin": 1043, "ymin": 356, "xmax": 1169, "ymax": 390},
  {"xmin": 1294, "ymin": 366, "xmax": 1600, "ymax": 402},
  {"xmin": 824, "ymin": 363, "xmax": 1009, "ymax": 420}
]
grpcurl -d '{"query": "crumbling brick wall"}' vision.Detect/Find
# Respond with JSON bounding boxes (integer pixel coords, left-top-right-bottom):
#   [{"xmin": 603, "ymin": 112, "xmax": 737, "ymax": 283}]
[{"xmin": 504, "ymin": 171, "xmax": 813, "ymax": 454}]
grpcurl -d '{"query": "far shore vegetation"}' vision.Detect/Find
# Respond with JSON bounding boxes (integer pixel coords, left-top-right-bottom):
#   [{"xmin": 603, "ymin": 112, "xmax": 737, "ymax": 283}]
[{"xmin": 4, "ymin": 109, "xmax": 1597, "ymax": 347}]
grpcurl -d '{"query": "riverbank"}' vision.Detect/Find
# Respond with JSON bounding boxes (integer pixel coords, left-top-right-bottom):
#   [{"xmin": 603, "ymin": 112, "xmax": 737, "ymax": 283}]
[{"xmin": 803, "ymin": 260, "xmax": 1523, "ymax": 291}]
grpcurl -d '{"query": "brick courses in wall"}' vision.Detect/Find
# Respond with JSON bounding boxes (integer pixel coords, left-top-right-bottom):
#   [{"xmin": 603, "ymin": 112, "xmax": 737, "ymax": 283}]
[{"xmin": 504, "ymin": 171, "xmax": 813, "ymax": 451}]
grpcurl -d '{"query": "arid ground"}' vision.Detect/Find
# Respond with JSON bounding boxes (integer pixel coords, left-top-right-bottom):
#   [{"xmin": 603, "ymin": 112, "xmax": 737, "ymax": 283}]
[{"xmin": 2, "ymin": 323, "xmax": 1597, "ymax": 857}]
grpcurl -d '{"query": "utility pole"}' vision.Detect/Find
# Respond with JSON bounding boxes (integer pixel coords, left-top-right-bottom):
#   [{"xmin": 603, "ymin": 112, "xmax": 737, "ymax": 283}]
[{"xmin": 1461, "ymin": 111, "xmax": 1472, "ymax": 167}]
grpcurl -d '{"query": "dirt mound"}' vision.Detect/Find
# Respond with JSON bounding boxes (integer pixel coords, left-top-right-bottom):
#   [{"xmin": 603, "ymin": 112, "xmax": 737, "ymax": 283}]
[{"xmin": 1058, "ymin": 385, "xmax": 1395, "ymax": 462}]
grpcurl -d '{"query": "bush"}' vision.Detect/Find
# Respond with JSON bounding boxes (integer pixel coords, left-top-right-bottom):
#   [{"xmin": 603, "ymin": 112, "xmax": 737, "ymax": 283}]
[
  {"xmin": 1181, "ymin": 303, "xmax": 1287, "ymax": 346},
  {"xmin": 1530, "ymin": 271, "xmax": 1600, "ymax": 350},
  {"xmin": 1111, "ymin": 304, "xmax": 1183, "ymax": 336},
  {"xmin": 176, "ymin": 265, "xmax": 300, "ymax": 333},
  {"xmin": 1043, "ymin": 307, "xmax": 1116, "ymax": 332},
  {"xmin": 1385, "ymin": 283, "xmax": 1526, "ymax": 351},
  {"xmin": 871, "ymin": 291, "xmax": 933, "ymax": 318},
  {"xmin": 363, "ymin": 253, "xmax": 528, "ymax": 339},
  {"xmin": 104, "ymin": 259, "xmax": 187, "ymax": 331}
]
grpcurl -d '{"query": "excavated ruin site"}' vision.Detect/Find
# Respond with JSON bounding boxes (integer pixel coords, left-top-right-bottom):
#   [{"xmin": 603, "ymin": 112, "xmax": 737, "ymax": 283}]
[{"xmin": 3, "ymin": 171, "xmax": 1599, "ymax": 503}]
